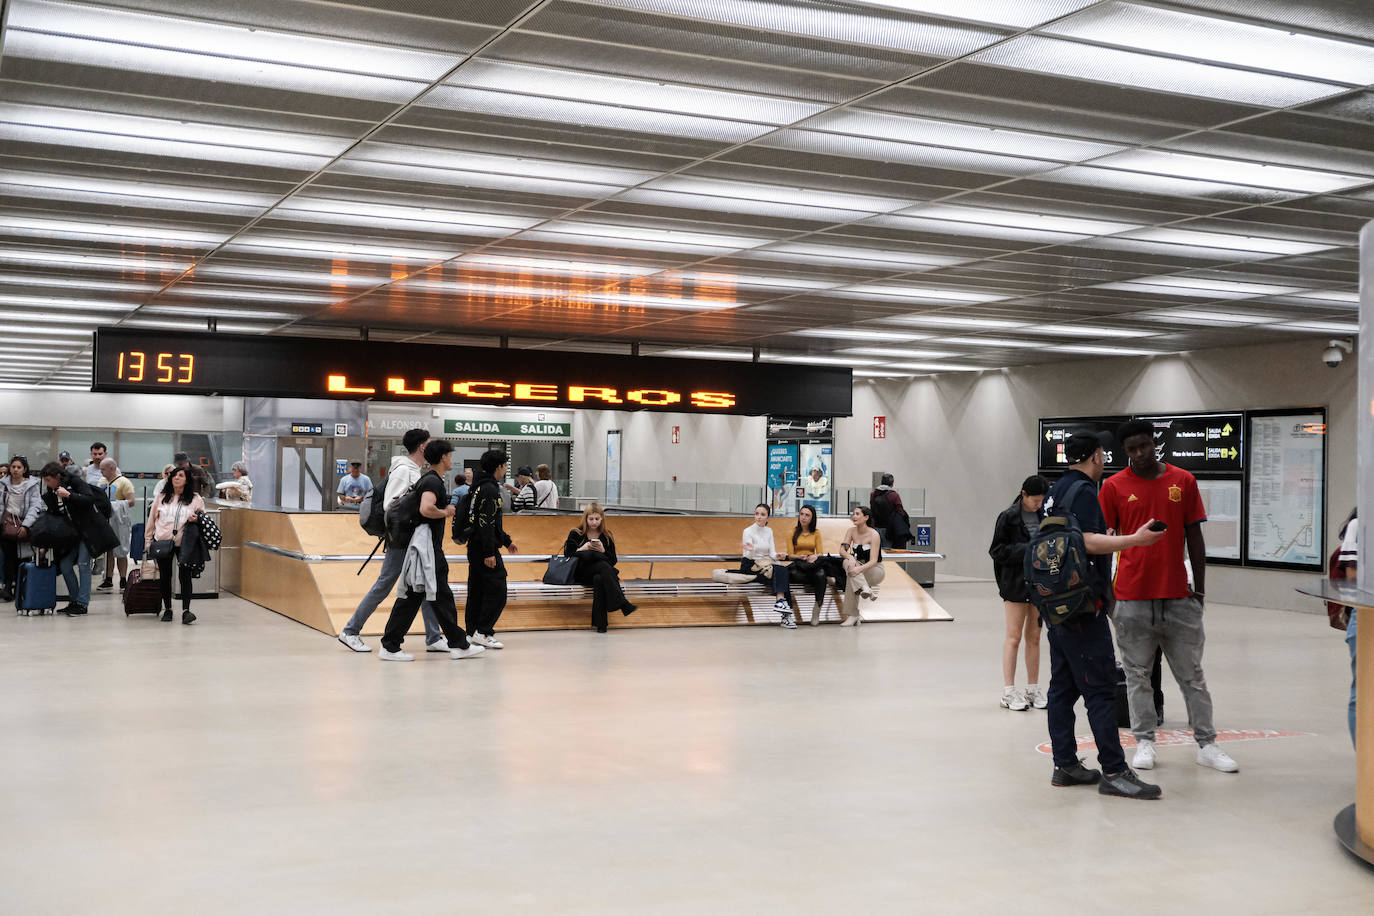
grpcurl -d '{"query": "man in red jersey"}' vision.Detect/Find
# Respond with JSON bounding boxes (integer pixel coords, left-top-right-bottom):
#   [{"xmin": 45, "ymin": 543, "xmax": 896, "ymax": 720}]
[{"xmin": 1100, "ymin": 418, "xmax": 1238, "ymax": 776}]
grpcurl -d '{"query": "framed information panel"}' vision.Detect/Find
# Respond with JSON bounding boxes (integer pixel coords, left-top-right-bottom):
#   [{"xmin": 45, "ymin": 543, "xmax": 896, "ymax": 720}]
[
  {"xmin": 1245, "ymin": 408, "xmax": 1327, "ymax": 570},
  {"xmin": 1196, "ymin": 478, "xmax": 1243, "ymax": 562}
]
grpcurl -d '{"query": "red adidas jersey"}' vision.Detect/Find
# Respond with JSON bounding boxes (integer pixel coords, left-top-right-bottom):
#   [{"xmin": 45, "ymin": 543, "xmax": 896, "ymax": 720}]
[{"xmin": 1099, "ymin": 464, "xmax": 1206, "ymax": 600}]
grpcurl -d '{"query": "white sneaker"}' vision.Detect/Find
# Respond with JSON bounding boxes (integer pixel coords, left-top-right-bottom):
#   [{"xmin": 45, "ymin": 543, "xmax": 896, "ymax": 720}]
[
  {"xmin": 1197, "ymin": 743, "xmax": 1239, "ymax": 773},
  {"xmin": 1132, "ymin": 739, "xmax": 1156, "ymax": 770},
  {"xmin": 779, "ymin": 612, "xmax": 797, "ymax": 629},
  {"xmin": 338, "ymin": 633, "xmax": 370, "ymax": 653},
  {"xmin": 773, "ymin": 597, "xmax": 790, "ymax": 613},
  {"xmin": 449, "ymin": 643, "xmax": 486, "ymax": 660},
  {"xmin": 468, "ymin": 632, "xmax": 492, "ymax": 648},
  {"xmin": 378, "ymin": 647, "xmax": 413, "ymax": 662},
  {"xmin": 1026, "ymin": 685, "xmax": 1048, "ymax": 709},
  {"xmin": 486, "ymin": 636, "xmax": 504, "ymax": 649},
  {"xmin": 426, "ymin": 637, "xmax": 450, "ymax": 652},
  {"xmin": 1000, "ymin": 688, "xmax": 1029, "ymax": 711}
]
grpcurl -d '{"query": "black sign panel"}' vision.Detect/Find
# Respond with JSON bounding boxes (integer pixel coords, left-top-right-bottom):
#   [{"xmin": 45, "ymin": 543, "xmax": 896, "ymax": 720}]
[
  {"xmin": 1038, "ymin": 416, "xmax": 1128, "ymax": 471},
  {"xmin": 1138, "ymin": 413, "xmax": 1244, "ymax": 473},
  {"xmin": 92, "ymin": 329, "xmax": 853, "ymax": 417}
]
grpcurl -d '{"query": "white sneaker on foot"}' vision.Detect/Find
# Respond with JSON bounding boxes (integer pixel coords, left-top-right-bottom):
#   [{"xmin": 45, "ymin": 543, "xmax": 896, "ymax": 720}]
[
  {"xmin": 779, "ymin": 612, "xmax": 797, "ymax": 629},
  {"xmin": 449, "ymin": 643, "xmax": 486, "ymax": 659},
  {"xmin": 1197, "ymin": 743, "xmax": 1239, "ymax": 772},
  {"xmin": 338, "ymin": 633, "xmax": 370, "ymax": 653},
  {"xmin": 1132, "ymin": 739, "xmax": 1156, "ymax": 770},
  {"xmin": 469, "ymin": 632, "xmax": 504, "ymax": 649},
  {"xmin": 426, "ymin": 637, "xmax": 450, "ymax": 652},
  {"xmin": 1026, "ymin": 685, "xmax": 1047, "ymax": 709},
  {"xmin": 378, "ymin": 647, "xmax": 413, "ymax": 661},
  {"xmin": 1000, "ymin": 688, "xmax": 1029, "ymax": 711}
]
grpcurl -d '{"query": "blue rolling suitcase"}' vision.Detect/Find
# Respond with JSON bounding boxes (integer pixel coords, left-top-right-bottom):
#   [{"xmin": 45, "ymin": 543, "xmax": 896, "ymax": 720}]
[
  {"xmin": 129, "ymin": 523, "xmax": 145, "ymax": 561},
  {"xmin": 17, "ymin": 560, "xmax": 58, "ymax": 616}
]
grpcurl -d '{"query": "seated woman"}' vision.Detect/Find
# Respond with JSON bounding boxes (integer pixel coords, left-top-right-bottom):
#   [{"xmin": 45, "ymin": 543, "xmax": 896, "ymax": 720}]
[
  {"xmin": 739, "ymin": 503, "xmax": 795, "ymax": 629},
  {"xmin": 838, "ymin": 506, "xmax": 884, "ymax": 627},
  {"xmin": 562, "ymin": 503, "xmax": 636, "ymax": 633},
  {"xmin": 782, "ymin": 505, "xmax": 839, "ymax": 627}
]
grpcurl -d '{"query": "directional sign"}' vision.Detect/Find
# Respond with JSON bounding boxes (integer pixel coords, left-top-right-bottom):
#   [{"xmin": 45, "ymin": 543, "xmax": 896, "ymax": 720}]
[
  {"xmin": 1138, "ymin": 412, "xmax": 1244, "ymax": 473},
  {"xmin": 1038, "ymin": 417, "xmax": 1128, "ymax": 471}
]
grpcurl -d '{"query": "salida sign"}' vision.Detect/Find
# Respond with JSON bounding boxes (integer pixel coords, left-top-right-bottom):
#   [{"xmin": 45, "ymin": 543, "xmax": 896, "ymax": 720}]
[{"xmin": 444, "ymin": 419, "xmax": 570, "ymax": 437}]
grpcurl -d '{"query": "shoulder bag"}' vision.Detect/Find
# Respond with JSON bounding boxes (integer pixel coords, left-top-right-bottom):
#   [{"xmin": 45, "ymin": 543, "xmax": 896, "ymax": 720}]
[{"xmin": 543, "ymin": 554, "xmax": 579, "ymax": 585}]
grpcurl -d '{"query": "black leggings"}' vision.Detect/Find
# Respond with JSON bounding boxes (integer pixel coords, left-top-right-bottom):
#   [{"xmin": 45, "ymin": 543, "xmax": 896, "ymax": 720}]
[
  {"xmin": 156, "ymin": 554, "xmax": 195, "ymax": 611},
  {"xmin": 787, "ymin": 556, "xmax": 845, "ymax": 603},
  {"xmin": 574, "ymin": 558, "xmax": 630, "ymax": 631}
]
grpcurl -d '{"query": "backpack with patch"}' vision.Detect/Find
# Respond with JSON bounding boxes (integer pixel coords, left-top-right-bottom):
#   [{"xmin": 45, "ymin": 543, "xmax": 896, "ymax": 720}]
[
  {"xmin": 358, "ymin": 488, "xmax": 386, "ymax": 538},
  {"xmin": 1024, "ymin": 480, "xmax": 1097, "ymax": 626},
  {"xmin": 451, "ymin": 487, "xmax": 476, "ymax": 545},
  {"xmin": 69, "ymin": 471, "xmax": 112, "ymax": 519}
]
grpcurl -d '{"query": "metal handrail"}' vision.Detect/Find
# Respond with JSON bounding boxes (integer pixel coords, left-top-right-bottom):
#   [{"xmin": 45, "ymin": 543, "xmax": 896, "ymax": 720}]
[{"xmin": 244, "ymin": 541, "xmax": 945, "ymax": 564}]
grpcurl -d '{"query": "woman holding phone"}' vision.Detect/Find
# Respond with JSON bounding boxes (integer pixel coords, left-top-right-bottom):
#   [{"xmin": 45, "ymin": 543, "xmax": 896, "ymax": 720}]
[{"xmin": 562, "ymin": 503, "xmax": 636, "ymax": 633}]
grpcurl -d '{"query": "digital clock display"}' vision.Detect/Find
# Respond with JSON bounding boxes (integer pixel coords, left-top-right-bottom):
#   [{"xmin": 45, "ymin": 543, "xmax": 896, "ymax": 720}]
[{"xmin": 92, "ymin": 329, "xmax": 853, "ymax": 417}]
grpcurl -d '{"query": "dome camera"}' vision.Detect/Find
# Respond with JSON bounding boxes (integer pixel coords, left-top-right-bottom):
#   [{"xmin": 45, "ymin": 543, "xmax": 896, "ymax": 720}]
[{"xmin": 1322, "ymin": 338, "xmax": 1353, "ymax": 368}]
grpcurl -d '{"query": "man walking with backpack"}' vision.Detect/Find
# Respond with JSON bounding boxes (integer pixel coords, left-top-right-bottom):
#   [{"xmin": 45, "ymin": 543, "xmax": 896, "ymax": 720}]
[
  {"xmin": 337, "ymin": 428, "xmax": 447, "ymax": 653},
  {"xmin": 1037, "ymin": 432, "xmax": 1166, "ymax": 799},
  {"xmin": 1100, "ymin": 419, "xmax": 1238, "ymax": 775}
]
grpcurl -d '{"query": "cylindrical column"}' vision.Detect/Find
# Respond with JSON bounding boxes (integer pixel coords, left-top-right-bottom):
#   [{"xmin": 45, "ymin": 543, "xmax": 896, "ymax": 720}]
[{"xmin": 1360, "ymin": 607, "xmax": 1373, "ymax": 846}]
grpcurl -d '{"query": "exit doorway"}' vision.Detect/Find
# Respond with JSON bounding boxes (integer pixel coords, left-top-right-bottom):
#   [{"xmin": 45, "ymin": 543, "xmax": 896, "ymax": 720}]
[{"xmin": 276, "ymin": 437, "xmax": 334, "ymax": 510}]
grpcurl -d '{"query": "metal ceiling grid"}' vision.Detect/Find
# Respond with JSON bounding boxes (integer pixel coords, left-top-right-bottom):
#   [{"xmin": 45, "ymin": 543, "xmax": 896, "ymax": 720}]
[{"xmin": 0, "ymin": 0, "xmax": 1368, "ymax": 387}]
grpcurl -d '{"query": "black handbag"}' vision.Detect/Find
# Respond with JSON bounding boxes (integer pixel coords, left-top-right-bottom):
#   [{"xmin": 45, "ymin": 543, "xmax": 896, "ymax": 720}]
[
  {"xmin": 198, "ymin": 515, "xmax": 222, "ymax": 550},
  {"xmin": 29, "ymin": 513, "xmax": 80, "ymax": 551},
  {"xmin": 148, "ymin": 538, "xmax": 175, "ymax": 560},
  {"xmin": 543, "ymin": 554, "xmax": 579, "ymax": 585}
]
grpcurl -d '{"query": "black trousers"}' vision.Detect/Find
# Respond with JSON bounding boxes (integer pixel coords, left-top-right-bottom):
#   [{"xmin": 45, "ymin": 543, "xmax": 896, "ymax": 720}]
[
  {"xmin": 575, "ymin": 558, "xmax": 629, "ymax": 631},
  {"xmin": 155, "ymin": 554, "xmax": 195, "ymax": 612},
  {"xmin": 465, "ymin": 551, "xmax": 507, "ymax": 636},
  {"xmin": 381, "ymin": 549, "xmax": 469, "ymax": 653},
  {"xmin": 1046, "ymin": 613, "xmax": 1126, "ymax": 773},
  {"xmin": 1, "ymin": 538, "xmax": 20, "ymax": 589},
  {"xmin": 787, "ymin": 557, "xmax": 842, "ymax": 603}
]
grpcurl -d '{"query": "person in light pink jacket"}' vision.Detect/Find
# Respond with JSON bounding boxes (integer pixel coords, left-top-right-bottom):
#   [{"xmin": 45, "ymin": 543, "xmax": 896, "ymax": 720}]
[{"xmin": 145, "ymin": 466, "xmax": 205, "ymax": 624}]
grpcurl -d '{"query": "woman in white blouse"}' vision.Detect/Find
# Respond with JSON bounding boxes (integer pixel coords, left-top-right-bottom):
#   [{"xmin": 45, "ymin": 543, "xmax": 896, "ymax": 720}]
[{"xmin": 738, "ymin": 503, "xmax": 796, "ymax": 629}]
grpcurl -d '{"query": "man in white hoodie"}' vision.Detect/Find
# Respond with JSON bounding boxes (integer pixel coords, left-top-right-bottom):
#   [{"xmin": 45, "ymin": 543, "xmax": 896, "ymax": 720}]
[{"xmin": 337, "ymin": 428, "xmax": 448, "ymax": 653}]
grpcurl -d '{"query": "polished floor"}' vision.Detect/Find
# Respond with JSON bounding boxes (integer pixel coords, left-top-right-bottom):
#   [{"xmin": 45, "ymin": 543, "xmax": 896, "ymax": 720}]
[{"xmin": 1, "ymin": 580, "xmax": 1369, "ymax": 914}]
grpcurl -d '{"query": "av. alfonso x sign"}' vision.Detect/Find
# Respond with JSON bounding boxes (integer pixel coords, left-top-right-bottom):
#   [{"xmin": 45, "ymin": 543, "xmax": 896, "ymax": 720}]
[{"xmin": 92, "ymin": 329, "xmax": 853, "ymax": 417}]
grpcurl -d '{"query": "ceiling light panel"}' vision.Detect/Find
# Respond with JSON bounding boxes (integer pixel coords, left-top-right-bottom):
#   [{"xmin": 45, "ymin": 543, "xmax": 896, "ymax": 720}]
[
  {"xmin": 0, "ymin": 172, "xmax": 279, "ymax": 213},
  {"xmin": 934, "ymin": 336, "xmax": 1040, "ymax": 348},
  {"xmin": 456, "ymin": 253, "xmax": 665, "ymax": 278},
  {"xmin": 585, "ymin": 0, "xmax": 1007, "ymax": 56},
  {"xmin": 831, "ymin": 284, "xmax": 1013, "ymax": 304},
  {"xmin": 1269, "ymin": 320, "xmax": 1359, "ymax": 333},
  {"xmin": 1041, "ymin": 165, "xmax": 1298, "ymax": 202},
  {"xmin": 881, "ymin": 315, "xmax": 1028, "ymax": 330},
  {"xmin": 343, "ymin": 142, "xmax": 656, "ymax": 187},
  {"xmin": 846, "ymin": 0, "xmax": 1098, "ymax": 28},
  {"xmin": 190, "ymin": 265, "xmax": 391, "ymax": 288},
  {"xmin": 1, "ymin": 215, "xmax": 229, "ymax": 248},
  {"xmin": 522, "ymin": 221, "xmax": 775, "ymax": 253},
  {"xmin": 809, "ymin": 109, "xmax": 1123, "ymax": 161},
  {"xmin": 792, "ymin": 328, "xmax": 925, "ymax": 342},
  {"xmin": 0, "ymin": 248, "xmax": 190, "ymax": 273},
  {"xmin": 973, "ymin": 35, "xmax": 1347, "ymax": 106},
  {"xmin": 1092, "ymin": 276, "xmax": 1306, "ymax": 298},
  {"xmin": 223, "ymin": 234, "xmax": 461, "ymax": 263},
  {"xmin": 0, "ymin": 273, "xmax": 160, "ymax": 294},
  {"xmin": 1042, "ymin": 2, "xmax": 1374, "ymax": 86},
  {"xmin": 0, "ymin": 103, "xmax": 351, "ymax": 169},
  {"xmin": 865, "ymin": 214, "xmax": 1102, "ymax": 245},
  {"xmin": 1094, "ymin": 149, "xmax": 1367, "ymax": 194},
  {"xmin": 900, "ymin": 203, "xmax": 1142, "ymax": 237},
  {"xmin": 1116, "ymin": 227, "xmax": 1335, "ymax": 256},
  {"xmin": 1060, "ymin": 343, "xmax": 1162, "ymax": 356},
  {"xmin": 741, "ymin": 242, "xmax": 967, "ymax": 270},
  {"xmin": 764, "ymin": 130, "xmax": 1061, "ymax": 176},
  {"xmin": 1142, "ymin": 309, "xmax": 1284, "ymax": 327},
  {"xmin": 272, "ymin": 198, "xmax": 540, "ymax": 234}
]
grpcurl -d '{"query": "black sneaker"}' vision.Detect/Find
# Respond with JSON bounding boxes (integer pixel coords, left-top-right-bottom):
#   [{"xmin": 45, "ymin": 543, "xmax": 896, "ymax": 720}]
[
  {"xmin": 96, "ymin": 579, "xmax": 114, "ymax": 591},
  {"xmin": 182, "ymin": 610, "xmax": 197, "ymax": 626},
  {"xmin": 0, "ymin": 586, "xmax": 13, "ymax": 602},
  {"xmin": 60, "ymin": 602, "xmax": 88, "ymax": 616},
  {"xmin": 1051, "ymin": 762, "xmax": 1101, "ymax": 787},
  {"xmin": 118, "ymin": 577, "xmax": 127, "ymax": 591},
  {"xmin": 1099, "ymin": 768, "xmax": 1162, "ymax": 800},
  {"xmin": 160, "ymin": 609, "xmax": 173, "ymax": 622}
]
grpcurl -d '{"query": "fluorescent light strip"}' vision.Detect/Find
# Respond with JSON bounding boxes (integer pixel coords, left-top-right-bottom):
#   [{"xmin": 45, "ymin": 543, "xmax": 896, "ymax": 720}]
[
  {"xmin": 974, "ymin": 35, "xmax": 1346, "ymax": 107},
  {"xmin": 161, "ymin": 286, "xmax": 337, "ymax": 305},
  {"xmin": 1119, "ymin": 228, "xmax": 1333, "ymax": 256},
  {"xmin": 120, "ymin": 318, "xmax": 275, "ymax": 332},
  {"xmin": 1270, "ymin": 320, "xmax": 1359, "ymax": 333},
  {"xmin": 424, "ymin": 86, "xmax": 775, "ymax": 143},
  {"xmin": 330, "ymin": 159, "xmax": 631, "ymax": 199},
  {"xmin": 766, "ymin": 129, "xmax": 1060, "ymax": 177},
  {"xmin": 900, "ymin": 204, "xmax": 1141, "ymax": 237},
  {"xmin": 3, "ymin": 216, "xmax": 228, "ymax": 248},
  {"xmin": 457, "ymin": 254, "xmax": 663, "ymax": 278},
  {"xmin": 675, "ymin": 272, "xmax": 841, "ymax": 292},
  {"xmin": 618, "ymin": 188, "xmax": 882, "ymax": 224},
  {"xmin": 853, "ymin": 369, "xmax": 921, "ymax": 378},
  {"xmin": 657, "ymin": 348, "xmax": 755, "ymax": 361},
  {"xmin": 839, "ymin": 347, "xmax": 958, "ymax": 359},
  {"xmin": 811, "ymin": 109, "xmax": 1122, "ymax": 161},
  {"xmin": 1143, "ymin": 310, "xmax": 1283, "ymax": 327},
  {"xmin": 0, "ymin": 294, "xmax": 131, "ymax": 312},
  {"xmin": 746, "ymin": 242, "xmax": 966, "ymax": 270},
  {"xmin": 646, "ymin": 176, "xmax": 919, "ymax": 214},
  {"xmin": 1043, "ymin": 165, "xmax": 1292, "ymax": 201},
  {"xmin": 1095, "ymin": 149, "xmax": 1365, "ymax": 194},
  {"xmin": 0, "ymin": 249, "xmax": 189, "ymax": 272},
  {"xmin": 868, "ymin": 214, "xmax": 1100, "ymax": 245},
  {"xmin": 344, "ymin": 143, "xmax": 655, "ymax": 185},
  {"xmin": 835, "ymin": 285, "xmax": 1012, "ymax": 304},
  {"xmin": 1061, "ymin": 344, "xmax": 1161, "ymax": 356},
  {"xmin": 139, "ymin": 306, "xmax": 300, "ymax": 321},
  {"xmin": 1290, "ymin": 290, "xmax": 1361, "ymax": 305},
  {"xmin": 1017, "ymin": 326, "xmax": 1157, "ymax": 339},
  {"xmin": 792, "ymin": 328, "xmax": 925, "ymax": 342},
  {"xmin": 278, "ymin": 198, "xmax": 539, "ymax": 231},
  {"xmin": 225, "ymin": 234, "xmax": 459, "ymax": 262},
  {"xmin": 0, "ymin": 173, "xmax": 278, "ymax": 209},
  {"xmin": 935, "ymin": 336, "xmax": 1039, "ymax": 348},
  {"xmin": 766, "ymin": 354, "xmax": 882, "ymax": 367},
  {"xmin": 883, "ymin": 315, "xmax": 1027, "ymax": 330},
  {"xmin": 1043, "ymin": 2, "xmax": 1374, "ymax": 86},
  {"xmin": 889, "ymin": 361, "xmax": 983, "ymax": 371},
  {"xmin": 192, "ymin": 265, "xmax": 391, "ymax": 288},
  {"xmin": 1093, "ymin": 276, "xmax": 1305, "ymax": 298},
  {"xmin": 849, "ymin": 0, "xmax": 1097, "ymax": 29},
  {"xmin": 0, "ymin": 274, "xmax": 161, "ymax": 294},
  {"xmin": 401, "ymin": 278, "xmax": 740, "ymax": 311}
]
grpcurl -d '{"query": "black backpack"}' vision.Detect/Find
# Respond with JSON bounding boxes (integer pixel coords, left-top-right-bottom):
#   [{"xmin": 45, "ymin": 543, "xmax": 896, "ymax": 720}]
[
  {"xmin": 869, "ymin": 489, "xmax": 895, "ymax": 528},
  {"xmin": 70, "ymin": 472, "xmax": 113, "ymax": 519},
  {"xmin": 451, "ymin": 487, "xmax": 476, "ymax": 545},
  {"xmin": 358, "ymin": 488, "xmax": 386, "ymax": 538},
  {"xmin": 1024, "ymin": 480, "xmax": 1096, "ymax": 626},
  {"xmin": 383, "ymin": 472, "xmax": 432, "ymax": 543}
]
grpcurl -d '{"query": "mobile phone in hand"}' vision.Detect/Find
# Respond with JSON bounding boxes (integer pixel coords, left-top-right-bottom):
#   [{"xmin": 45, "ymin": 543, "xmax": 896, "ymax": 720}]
[{"xmin": 1148, "ymin": 520, "xmax": 1168, "ymax": 532}]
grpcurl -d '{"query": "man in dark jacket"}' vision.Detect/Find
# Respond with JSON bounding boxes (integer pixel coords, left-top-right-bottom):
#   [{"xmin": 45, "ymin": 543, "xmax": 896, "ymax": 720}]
[
  {"xmin": 37, "ymin": 462, "xmax": 119, "ymax": 616},
  {"xmin": 465, "ymin": 449, "xmax": 518, "ymax": 649},
  {"xmin": 988, "ymin": 474, "xmax": 1049, "ymax": 711},
  {"xmin": 869, "ymin": 473, "xmax": 910, "ymax": 548}
]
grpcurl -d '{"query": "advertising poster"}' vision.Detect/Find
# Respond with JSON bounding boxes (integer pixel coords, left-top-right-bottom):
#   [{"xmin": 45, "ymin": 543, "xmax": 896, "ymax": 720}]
[
  {"xmin": 767, "ymin": 444, "xmax": 799, "ymax": 514},
  {"xmin": 798, "ymin": 443, "xmax": 833, "ymax": 515}
]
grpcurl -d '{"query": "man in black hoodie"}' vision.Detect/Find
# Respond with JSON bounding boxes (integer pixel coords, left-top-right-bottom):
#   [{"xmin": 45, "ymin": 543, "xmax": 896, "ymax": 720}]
[
  {"xmin": 37, "ymin": 462, "xmax": 118, "ymax": 616},
  {"xmin": 465, "ymin": 449, "xmax": 518, "ymax": 649}
]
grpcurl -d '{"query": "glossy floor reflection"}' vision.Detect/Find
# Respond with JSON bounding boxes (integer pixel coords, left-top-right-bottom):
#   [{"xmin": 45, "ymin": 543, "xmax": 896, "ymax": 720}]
[{"xmin": 1, "ymin": 582, "xmax": 1369, "ymax": 914}]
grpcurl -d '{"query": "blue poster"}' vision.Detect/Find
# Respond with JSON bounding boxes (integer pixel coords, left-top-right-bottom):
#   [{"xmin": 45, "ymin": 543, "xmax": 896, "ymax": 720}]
[
  {"xmin": 767, "ymin": 444, "xmax": 798, "ymax": 514},
  {"xmin": 799, "ymin": 443, "xmax": 832, "ymax": 515}
]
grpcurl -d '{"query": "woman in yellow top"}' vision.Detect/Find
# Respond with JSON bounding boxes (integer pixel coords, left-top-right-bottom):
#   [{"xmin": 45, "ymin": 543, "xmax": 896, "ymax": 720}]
[{"xmin": 782, "ymin": 505, "xmax": 834, "ymax": 626}]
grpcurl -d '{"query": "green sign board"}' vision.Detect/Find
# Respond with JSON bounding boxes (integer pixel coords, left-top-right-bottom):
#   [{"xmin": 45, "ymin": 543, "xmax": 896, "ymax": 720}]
[{"xmin": 444, "ymin": 419, "xmax": 571, "ymax": 438}]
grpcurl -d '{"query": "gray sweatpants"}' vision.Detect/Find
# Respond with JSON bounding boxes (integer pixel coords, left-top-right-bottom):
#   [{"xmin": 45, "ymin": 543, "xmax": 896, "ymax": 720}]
[
  {"xmin": 1113, "ymin": 597, "xmax": 1216, "ymax": 746},
  {"xmin": 342, "ymin": 545, "xmax": 441, "ymax": 644}
]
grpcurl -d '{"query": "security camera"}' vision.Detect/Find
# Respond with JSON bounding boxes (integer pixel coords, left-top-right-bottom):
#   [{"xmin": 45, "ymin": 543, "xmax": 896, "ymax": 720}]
[{"xmin": 1322, "ymin": 339, "xmax": 1353, "ymax": 368}]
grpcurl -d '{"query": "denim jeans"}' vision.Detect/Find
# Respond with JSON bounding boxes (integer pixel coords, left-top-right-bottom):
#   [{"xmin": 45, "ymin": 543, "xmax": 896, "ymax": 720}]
[
  {"xmin": 1348, "ymin": 610, "xmax": 1358, "ymax": 748},
  {"xmin": 1046, "ymin": 612, "xmax": 1126, "ymax": 773},
  {"xmin": 58, "ymin": 541, "xmax": 91, "ymax": 607},
  {"xmin": 343, "ymin": 545, "xmax": 441, "ymax": 645}
]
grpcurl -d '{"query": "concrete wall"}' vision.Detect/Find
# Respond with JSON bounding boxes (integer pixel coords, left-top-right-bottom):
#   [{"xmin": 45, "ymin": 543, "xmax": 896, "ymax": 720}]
[
  {"xmin": 572, "ymin": 408, "xmax": 766, "ymax": 489},
  {"xmin": 0, "ymin": 389, "xmax": 242, "ymax": 431},
  {"xmin": 833, "ymin": 337, "xmax": 1358, "ymax": 612}
]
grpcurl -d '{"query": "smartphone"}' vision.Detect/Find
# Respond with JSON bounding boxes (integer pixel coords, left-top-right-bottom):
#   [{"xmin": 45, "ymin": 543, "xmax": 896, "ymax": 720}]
[{"xmin": 1148, "ymin": 520, "xmax": 1168, "ymax": 532}]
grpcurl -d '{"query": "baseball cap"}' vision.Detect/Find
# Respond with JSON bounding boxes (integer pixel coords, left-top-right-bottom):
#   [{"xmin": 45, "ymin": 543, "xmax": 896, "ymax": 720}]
[
  {"xmin": 1064, "ymin": 431, "xmax": 1113, "ymax": 464},
  {"xmin": 516, "ymin": 465, "xmax": 534, "ymax": 477},
  {"xmin": 58, "ymin": 450, "xmax": 72, "ymax": 461},
  {"xmin": 349, "ymin": 460, "xmax": 362, "ymax": 467}
]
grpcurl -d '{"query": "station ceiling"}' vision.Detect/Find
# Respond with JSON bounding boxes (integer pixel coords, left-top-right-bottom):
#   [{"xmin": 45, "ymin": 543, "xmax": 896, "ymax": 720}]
[{"xmin": 0, "ymin": 0, "xmax": 1370, "ymax": 388}]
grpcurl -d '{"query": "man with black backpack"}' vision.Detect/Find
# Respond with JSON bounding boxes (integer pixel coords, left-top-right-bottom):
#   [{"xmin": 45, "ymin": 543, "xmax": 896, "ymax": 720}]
[
  {"xmin": 35, "ymin": 461, "xmax": 119, "ymax": 616},
  {"xmin": 1036, "ymin": 432, "xmax": 1166, "ymax": 800},
  {"xmin": 337, "ymin": 428, "xmax": 447, "ymax": 653},
  {"xmin": 464, "ymin": 449, "xmax": 518, "ymax": 649}
]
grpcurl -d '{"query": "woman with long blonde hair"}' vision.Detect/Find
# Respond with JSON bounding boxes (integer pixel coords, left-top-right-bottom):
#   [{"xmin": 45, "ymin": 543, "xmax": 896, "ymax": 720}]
[{"xmin": 561, "ymin": 502, "xmax": 636, "ymax": 632}]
